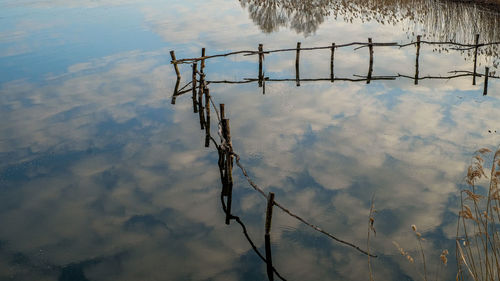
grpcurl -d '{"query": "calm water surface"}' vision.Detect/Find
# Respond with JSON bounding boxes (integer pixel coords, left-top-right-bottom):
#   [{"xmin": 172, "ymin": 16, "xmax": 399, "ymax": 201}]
[{"xmin": 2, "ymin": 0, "xmax": 500, "ymax": 280}]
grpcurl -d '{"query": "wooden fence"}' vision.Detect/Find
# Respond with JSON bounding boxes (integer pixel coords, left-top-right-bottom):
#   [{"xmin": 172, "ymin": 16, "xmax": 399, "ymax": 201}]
[
  {"xmin": 169, "ymin": 35, "xmax": 500, "ymax": 281},
  {"xmin": 170, "ymin": 35, "xmax": 500, "ymax": 102}
]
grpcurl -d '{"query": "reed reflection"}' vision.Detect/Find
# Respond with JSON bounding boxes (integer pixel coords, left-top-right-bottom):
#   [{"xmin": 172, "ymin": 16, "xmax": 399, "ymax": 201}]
[{"xmin": 239, "ymin": 0, "xmax": 500, "ymax": 65}]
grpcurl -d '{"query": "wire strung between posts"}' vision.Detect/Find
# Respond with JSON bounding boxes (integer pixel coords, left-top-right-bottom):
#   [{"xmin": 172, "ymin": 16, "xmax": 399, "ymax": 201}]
[
  {"xmin": 178, "ymin": 81, "xmax": 192, "ymax": 92},
  {"xmin": 233, "ymin": 152, "xmax": 376, "ymax": 258},
  {"xmin": 206, "ymin": 92, "xmax": 377, "ymax": 258},
  {"xmin": 220, "ymin": 193, "xmax": 288, "ymax": 281}
]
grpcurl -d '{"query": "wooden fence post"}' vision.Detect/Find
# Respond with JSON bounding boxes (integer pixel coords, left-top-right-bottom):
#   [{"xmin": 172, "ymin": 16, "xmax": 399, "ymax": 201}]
[
  {"xmin": 265, "ymin": 192, "xmax": 275, "ymax": 281},
  {"xmin": 198, "ymin": 48, "xmax": 206, "ymax": 129},
  {"xmin": 415, "ymin": 35, "xmax": 421, "ymax": 85},
  {"xmin": 219, "ymin": 103, "xmax": 228, "ymax": 196},
  {"xmin": 259, "ymin": 44, "xmax": 264, "ymax": 88},
  {"xmin": 204, "ymin": 88, "xmax": 211, "ymax": 147},
  {"xmin": 198, "ymin": 76, "xmax": 205, "ymax": 130},
  {"xmin": 192, "ymin": 63, "xmax": 198, "ymax": 113},
  {"xmin": 330, "ymin": 43, "xmax": 335, "ymax": 82},
  {"xmin": 172, "ymin": 78, "xmax": 180, "ymax": 104},
  {"xmin": 367, "ymin": 38, "xmax": 373, "ymax": 84},
  {"xmin": 201, "ymin": 48, "xmax": 206, "ymax": 72},
  {"xmin": 171, "ymin": 50, "xmax": 181, "ymax": 104},
  {"xmin": 473, "ymin": 34, "xmax": 480, "ymax": 86},
  {"xmin": 483, "ymin": 67, "xmax": 489, "ymax": 96},
  {"xmin": 220, "ymin": 104, "xmax": 225, "ymax": 120},
  {"xmin": 170, "ymin": 50, "xmax": 181, "ymax": 79},
  {"xmin": 222, "ymin": 118, "xmax": 233, "ymax": 225},
  {"xmin": 296, "ymin": 42, "xmax": 301, "ymax": 87}
]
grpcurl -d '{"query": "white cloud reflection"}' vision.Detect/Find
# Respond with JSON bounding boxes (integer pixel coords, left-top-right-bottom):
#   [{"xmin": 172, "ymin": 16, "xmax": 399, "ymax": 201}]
[{"xmin": 2, "ymin": 0, "xmax": 500, "ymax": 280}]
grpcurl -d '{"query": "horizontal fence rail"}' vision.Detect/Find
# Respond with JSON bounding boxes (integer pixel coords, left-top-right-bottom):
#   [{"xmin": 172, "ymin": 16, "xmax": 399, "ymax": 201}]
[{"xmin": 170, "ymin": 37, "xmax": 500, "ymax": 64}]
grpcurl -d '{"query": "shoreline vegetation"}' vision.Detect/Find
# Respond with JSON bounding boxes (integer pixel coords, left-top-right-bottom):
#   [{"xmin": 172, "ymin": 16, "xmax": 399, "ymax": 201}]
[
  {"xmin": 239, "ymin": 0, "xmax": 500, "ymax": 45},
  {"xmin": 238, "ymin": 0, "xmax": 500, "ymax": 69},
  {"xmin": 386, "ymin": 148, "xmax": 500, "ymax": 281},
  {"xmin": 452, "ymin": 0, "xmax": 500, "ymax": 11}
]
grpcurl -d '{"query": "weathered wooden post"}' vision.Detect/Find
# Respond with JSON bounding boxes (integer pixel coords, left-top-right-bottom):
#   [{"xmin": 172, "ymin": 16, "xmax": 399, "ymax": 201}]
[
  {"xmin": 204, "ymin": 88, "xmax": 211, "ymax": 147},
  {"xmin": 483, "ymin": 67, "xmax": 489, "ymax": 96},
  {"xmin": 172, "ymin": 78, "xmax": 180, "ymax": 104},
  {"xmin": 218, "ymin": 103, "xmax": 227, "ymax": 195},
  {"xmin": 170, "ymin": 50, "xmax": 181, "ymax": 104},
  {"xmin": 220, "ymin": 104, "xmax": 225, "ymax": 120},
  {"xmin": 192, "ymin": 63, "xmax": 198, "ymax": 113},
  {"xmin": 221, "ymin": 118, "xmax": 233, "ymax": 225},
  {"xmin": 198, "ymin": 76, "xmax": 205, "ymax": 130},
  {"xmin": 296, "ymin": 42, "xmax": 301, "ymax": 87},
  {"xmin": 473, "ymin": 34, "xmax": 480, "ymax": 85},
  {"xmin": 201, "ymin": 48, "xmax": 206, "ymax": 72},
  {"xmin": 415, "ymin": 35, "xmax": 421, "ymax": 85},
  {"xmin": 265, "ymin": 192, "xmax": 275, "ymax": 281},
  {"xmin": 219, "ymin": 104, "xmax": 229, "ymax": 196},
  {"xmin": 170, "ymin": 50, "xmax": 181, "ymax": 79},
  {"xmin": 259, "ymin": 44, "xmax": 264, "ymax": 88},
  {"xmin": 198, "ymin": 48, "xmax": 206, "ymax": 129},
  {"xmin": 198, "ymin": 84, "xmax": 205, "ymax": 130},
  {"xmin": 367, "ymin": 38, "xmax": 373, "ymax": 84},
  {"xmin": 330, "ymin": 43, "xmax": 335, "ymax": 83}
]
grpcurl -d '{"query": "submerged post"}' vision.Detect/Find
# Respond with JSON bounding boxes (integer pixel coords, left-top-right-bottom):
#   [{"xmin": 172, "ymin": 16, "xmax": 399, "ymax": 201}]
[
  {"xmin": 204, "ymin": 88, "xmax": 211, "ymax": 147},
  {"xmin": 415, "ymin": 35, "xmax": 421, "ymax": 85},
  {"xmin": 265, "ymin": 192, "xmax": 275, "ymax": 281},
  {"xmin": 259, "ymin": 44, "xmax": 264, "ymax": 88},
  {"xmin": 367, "ymin": 38, "xmax": 373, "ymax": 84},
  {"xmin": 473, "ymin": 34, "xmax": 480, "ymax": 85},
  {"xmin": 192, "ymin": 63, "xmax": 198, "ymax": 113},
  {"xmin": 170, "ymin": 50, "xmax": 181, "ymax": 79},
  {"xmin": 330, "ymin": 43, "xmax": 335, "ymax": 82},
  {"xmin": 483, "ymin": 67, "xmax": 489, "ymax": 96},
  {"xmin": 296, "ymin": 42, "xmax": 301, "ymax": 87}
]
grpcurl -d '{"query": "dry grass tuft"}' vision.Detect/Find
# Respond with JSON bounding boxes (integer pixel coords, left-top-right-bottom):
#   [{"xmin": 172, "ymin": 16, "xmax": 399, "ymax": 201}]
[{"xmin": 456, "ymin": 147, "xmax": 500, "ymax": 281}]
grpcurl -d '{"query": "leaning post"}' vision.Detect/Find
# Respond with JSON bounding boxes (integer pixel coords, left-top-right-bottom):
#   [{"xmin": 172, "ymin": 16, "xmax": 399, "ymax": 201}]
[{"xmin": 170, "ymin": 50, "xmax": 181, "ymax": 79}]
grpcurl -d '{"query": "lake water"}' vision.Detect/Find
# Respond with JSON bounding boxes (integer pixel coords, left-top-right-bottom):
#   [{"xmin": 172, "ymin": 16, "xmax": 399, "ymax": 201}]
[{"xmin": 2, "ymin": 0, "xmax": 500, "ymax": 280}]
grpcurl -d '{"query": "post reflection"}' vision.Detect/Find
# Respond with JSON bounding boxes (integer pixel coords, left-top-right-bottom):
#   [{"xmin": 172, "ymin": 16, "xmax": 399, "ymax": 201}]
[
  {"xmin": 171, "ymin": 39, "xmax": 500, "ymax": 100},
  {"xmin": 178, "ymin": 72, "xmax": 286, "ymax": 279}
]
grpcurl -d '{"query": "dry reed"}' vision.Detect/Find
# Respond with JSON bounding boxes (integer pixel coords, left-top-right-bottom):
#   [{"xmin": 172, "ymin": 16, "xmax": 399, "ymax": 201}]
[{"xmin": 456, "ymin": 148, "xmax": 500, "ymax": 281}]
